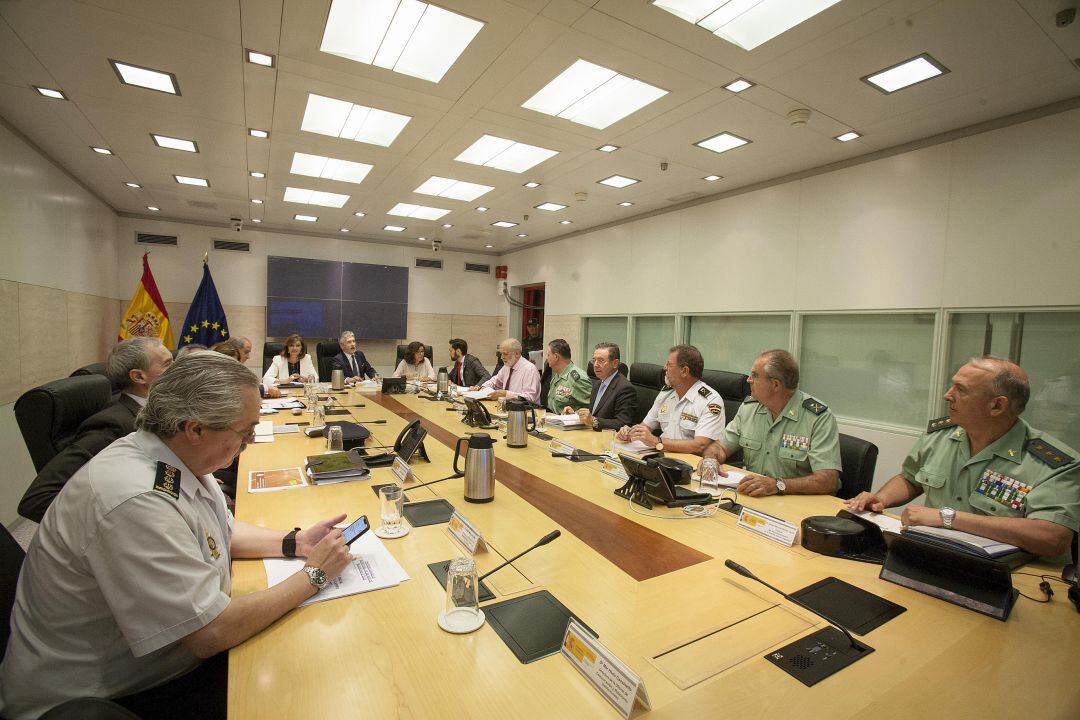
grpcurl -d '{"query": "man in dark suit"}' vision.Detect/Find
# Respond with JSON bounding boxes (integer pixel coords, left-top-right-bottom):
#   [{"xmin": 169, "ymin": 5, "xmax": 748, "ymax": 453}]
[
  {"xmin": 18, "ymin": 337, "xmax": 173, "ymax": 522},
  {"xmin": 447, "ymin": 338, "xmax": 490, "ymax": 387},
  {"xmin": 574, "ymin": 342, "xmax": 636, "ymax": 431},
  {"xmin": 332, "ymin": 330, "xmax": 377, "ymax": 384}
]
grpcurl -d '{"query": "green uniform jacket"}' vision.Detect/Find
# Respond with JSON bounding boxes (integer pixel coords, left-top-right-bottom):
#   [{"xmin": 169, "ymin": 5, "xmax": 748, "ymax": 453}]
[
  {"xmin": 902, "ymin": 417, "xmax": 1080, "ymax": 534},
  {"xmin": 547, "ymin": 362, "xmax": 592, "ymax": 414},
  {"xmin": 718, "ymin": 390, "xmax": 842, "ymax": 488}
]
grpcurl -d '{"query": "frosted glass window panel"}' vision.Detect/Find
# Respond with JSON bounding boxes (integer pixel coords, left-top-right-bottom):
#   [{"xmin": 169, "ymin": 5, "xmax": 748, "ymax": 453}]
[
  {"xmin": 687, "ymin": 315, "xmax": 791, "ymax": 374},
  {"xmin": 800, "ymin": 313, "xmax": 935, "ymax": 429},
  {"xmin": 634, "ymin": 316, "xmax": 677, "ymax": 364},
  {"xmin": 584, "ymin": 317, "xmax": 629, "ymax": 359},
  {"xmin": 945, "ymin": 312, "xmax": 1018, "ymax": 383}
]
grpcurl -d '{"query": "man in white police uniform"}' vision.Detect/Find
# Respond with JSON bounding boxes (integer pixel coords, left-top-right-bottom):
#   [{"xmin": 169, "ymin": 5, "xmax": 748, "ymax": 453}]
[
  {"xmin": 0, "ymin": 353, "xmax": 352, "ymax": 720},
  {"xmin": 617, "ymin": 345, "xmax": 725, "ymax": 456}
]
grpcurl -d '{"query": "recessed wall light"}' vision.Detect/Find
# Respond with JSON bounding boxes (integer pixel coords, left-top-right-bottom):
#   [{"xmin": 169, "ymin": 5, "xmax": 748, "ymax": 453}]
[
  {"xmin": 284, "ymin": 187, "xmax": 351, "ymax": 208},
  {"xmin": 703, "ymin": 174, "xmax": 722, "ymax": 181},
  {"xmin": 456, "ymin": 135, "xmax": 558, "ymax": 173},
  {"xmin": 248, "ymin": 128, "xmax": 269, "ymax": 138},
  {"xmin": 290, "ymin": 152, "xmax": 373, "ymax": 184},
  {"xmin": 559, "ymin": 220, "xmax": 573, "ymax": 225},
  {"xmin": 534, "ymin": 202, "xmax": 567, "ymax": 212},
  {"xmin": 174, "ymin": 175, "xmax": 209, "ymax": 187},
  {"xmin": 151, "ymin": 134, "xmax": 198, "ymax": 153},
  {"xmin": 653, "ymin": 0, "xmax": 841, "ymax": 51},
  {"xmin": 91, "ymin": 146, "xmax": 113, "ymax": 155},
  {"xmin": 835, "ymin": 131, "xmax": 861, "ymax": 142},
  {"xmin": 246, "ymin": 49, "xmax": 275, "ymax": 67},
  {"xmin": 597, "ymin": 144, "xmax": 620, "ymax": 153},
  {"xmin": 523, "ymin": 181, "xmax": 541, "ymax": 188},
  {"xmin": 300, "ymin": 93, "xmax": 411, "ymax": 147},
  {"xmin": 295, "ymin": 214, "xmax": 318, "ymax": 222},
  {"xmin": 492, "ymin": 221, "xmax": 517, "ymax": 228},
  {"xmin": 695, "ymin": 131, "xmax": 751, "ymax": 154},
  {"xmin": 618, "ymin": 201, "xmax": 634, "ymax": 207},
  {"xmin": 523, "ymin": 59, "xmax": 667, "ymax": 129},
  {"xmin": 146, "ymin": 206, "xmax": 159, "ymax": 212},
  {"xmin": 415, "ymin": 176, "xmax": 494, "ymax": 202},
  {"xmin": 598, "ymin": 174, "xmax": 639, "ymax": 188},
  {"xmin": 724, "ymin": 78, "xmax": 754, "ymax": 93},
  {"xmin": 250, "ymin": 171, "xmax": 266, "ymax": 178},
  {"xmin": 251, "ymin": 199, "xmax": 263, "ymax": 204},
  {"xmin": 862, "ymin": 53, "xmax": 949, "ymax": 93},
  {"xmin": 388, "ymin": 203, "xmax": 450, "ymax": 220},
  {"xmin": 384, "ymin": 225, "xmax": 406, "ymax": 232},
  {"xmin": 320, "ymin": 0, "xmax": 484, "ymax": 83},
  {"xmin": 33, "ymin": 86, "xmax": 67, "ymax": 99},
  {"xmin": 354, "ymin": 212, "xmax": 366, "ymax": 218},
  {"xmin": 109, "ymin": 59, "xmax": 179, "ymax": 94},
  {"xmin": 125, "ymin": 182, "xmax": 142, "ymax": 189}
]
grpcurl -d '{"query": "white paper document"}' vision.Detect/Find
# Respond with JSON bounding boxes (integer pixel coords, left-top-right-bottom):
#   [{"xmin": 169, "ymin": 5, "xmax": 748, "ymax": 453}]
[
  {"xmin": 610, "ymin": 439, "xmax": 652, "ymax": 454},
  {"xmin": 852, "ymin": 509, "xmax": 903, "ymax": 534},
  {"xmin": 462, "ymin": 386, "xmax": 493, "ymax": 400},
  {"xmin": 253, "ymin": 420, "xmax": 274, "ymax": 443},
  {"xmin": 544, "ymin": 413, "xmax": 584, "ymax": 428},
  {"xmin": 262, "ymin": 398, "xmax": 304, "ymax": 410},
  {"xmin": 263, "ymin": 531, "xmax": 409, "ymax": 607},
  {"xmin": 695, "ymin": 469, "xmax": 748, "ymax": 489}
]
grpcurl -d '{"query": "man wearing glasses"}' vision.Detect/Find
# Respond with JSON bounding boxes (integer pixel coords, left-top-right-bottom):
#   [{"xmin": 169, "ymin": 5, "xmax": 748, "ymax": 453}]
[{"xmin": 0, "ymin": 353, "xmax": 352, "ymax": 720}]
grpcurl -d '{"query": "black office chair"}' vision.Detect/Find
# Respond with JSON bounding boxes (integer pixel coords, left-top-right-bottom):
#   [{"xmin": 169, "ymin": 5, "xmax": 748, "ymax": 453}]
[
  {"xmin": 395, "ymin": 343, "xmax": 434, "ymax": 365},
  {"xmin": 585, "ymin": 361, "xmax": 628, "ymax": 380},
  {"xmin": 700, "ymin": 368, "xmax": 750, "ymax": 421},
  {"xmin": 628, "ymin": 363, "xmax": 665, "ymax": 425},
  {"xmin": 261, "ymin": 342, "xmax": 284, "ymax": 376},
  {"xmin": 14, "ymin": 375, "xmax": 113, "ymax": 472},
  {"xmin": 837, "ymin": 432, "xmax": 879, "ymax": 499},
  {"xmin": 69, "ymin": 362, "xmax": 108, "ymax": 380},
  {"xmin": 315, "ymin": 341, "xmax": 341, "ymax": 382}
]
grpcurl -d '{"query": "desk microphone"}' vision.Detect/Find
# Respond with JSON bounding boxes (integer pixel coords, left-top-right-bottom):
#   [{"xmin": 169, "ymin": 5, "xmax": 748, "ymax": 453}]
[
  {"xmin": 724, "ymin": 559, "xmax": 859, "ymax": 649},
  {"xmin": 479, "ymin": 530, "xmax": 561, "ymax": 582},
  {"xmin": 551, "ymin": 450, "xmax": 608, "ymax": 461},
  {"xmin": 405, "ymin": 471, "xmax": 464, "ymax": 491}
]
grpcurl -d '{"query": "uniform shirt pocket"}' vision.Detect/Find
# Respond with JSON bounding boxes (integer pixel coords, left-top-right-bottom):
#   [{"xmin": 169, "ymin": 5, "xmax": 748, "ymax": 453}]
[
  {"xmin": 914, "ymin": 469, "xmax": 947, "ymax": 489},
  {"xmin": 739, "ymin": 437, "xmax": 762, "ymax": 451},
  {"xmin": 778, "ymin": 447, "xmax": 808, "ymax": 462}
]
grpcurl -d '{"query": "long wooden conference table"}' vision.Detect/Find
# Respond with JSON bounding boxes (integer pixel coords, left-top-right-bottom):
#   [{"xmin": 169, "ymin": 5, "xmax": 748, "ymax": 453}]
[{"xmin": 229, "ymin": 387, "xmax": 1080, "ymax": 719}]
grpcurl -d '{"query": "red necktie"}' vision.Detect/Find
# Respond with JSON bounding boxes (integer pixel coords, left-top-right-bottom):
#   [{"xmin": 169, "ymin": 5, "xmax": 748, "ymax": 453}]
[
  {"xmin": 455, "ymin": 360, "xmax": 463, "ymax": 385},
  {"xmin": 504, "ymin": 365, "xmax": 513, "ymax": 391}
]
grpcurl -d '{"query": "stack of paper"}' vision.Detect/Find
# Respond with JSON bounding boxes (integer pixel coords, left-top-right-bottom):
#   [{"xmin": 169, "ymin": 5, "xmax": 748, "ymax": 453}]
[
  {"xmin": 611, "ymin": 438, "xmax": 653, "ymax": 454},
  {"xmin": 253, "ymin": 420, "xmax": 274, "ymax": 443},
  {"xmin": 697, "ymin": 469, "xmax": 748, "ymax": 490},
  {"xmin": 262, "ymin": 398, "xmax": 304, "ymax": 410},
  {"xmin": 544, "ymin": 413, "xmax": 585, "ymax": 428},
  {"xmin": 304, "ymin": 451, "xmax": 370, "ymax": 484},
  {"xmin": 905, "ymin": 525, "xmax": 1021, "ymax": 557},
  {"xmin": 462, "ymin": 386, "xmax": 493, "ymax": 400}
]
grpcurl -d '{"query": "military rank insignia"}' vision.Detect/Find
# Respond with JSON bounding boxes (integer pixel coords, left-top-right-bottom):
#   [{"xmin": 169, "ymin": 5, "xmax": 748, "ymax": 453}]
[
  {"xmin": 802, "ymin": 398, "xmax": 827, "ymax": 415},
  {"xmin": 206, "ymin": 534, "xmax": 221, "ymax": 560},
  {"xmin": 707, "ymin": 403, "xmax": 723, "ymax": 415},
  {"xmin": 555, "ymin": 386, "xmax": 572, "ymax": 398},
  {"xmin": 680, "ymin": 412, "xmax": 699, "ymax": 423},
  {"xmin": 698, "ymin": 386, "xmax": 712, "ymax": 399},
  {"xmin": 570, "ymin": 370, "xmax": 580, "ymax": 381},
  {"xmin": 781, "ymin": 433, "xmax": 811, "ymax": 452},
  {"xmin": 975, "ymin": 469, "xmax": 1031, "ymax": 510},
  {"xmin": 153, "ymin": 461, "xmax": 180, "ymax": 500},
  {"xmin": 927, "ymin": 416, "xmax": 956, "ymax": 433},
  {"xmin": 1025, "ymin": 438, "xmax": 1073, "ymax": 469}
]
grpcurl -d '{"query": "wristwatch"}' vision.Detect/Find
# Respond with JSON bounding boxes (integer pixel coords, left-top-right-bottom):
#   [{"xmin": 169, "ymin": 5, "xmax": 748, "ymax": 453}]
[
  {"xmin": 591, "ymin": 417, "xmax": 600, "ymax": 432},
  {"xmin": 940, "ymin": 507, "xmax": 956, "ymax": 530},
  {"xmin": 775, "ymin": 479, "xmax": 786, "ymax": 495},
  {"xmin": 303, "ymin": 565, "xmax": 328, "ymax": 590},
  {"xmin": 282, "ymin": 527, "xmax": 301, "ymax": 558},
  {"xmin": 655, "ymin": 441, "xmax": 664, "ymax": 452}
]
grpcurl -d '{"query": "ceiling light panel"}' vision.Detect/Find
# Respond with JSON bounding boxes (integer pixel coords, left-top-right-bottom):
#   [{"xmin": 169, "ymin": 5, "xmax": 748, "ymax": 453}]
[
  {"xmin": 300, "ymin": 93, "xmax": 411, "ymax": 147},
  {"xmin": 695, "ymin": 131, "xmax": 750, "ymax": 154},
  {"xmin": 414, "ymin": 176, "xmax": 494, "ymax": 201},
  {"xmin": 109, "ymin": 59, "xmax": 179, "ymax": 94},
  {"xmin": 534, "ymin": 202, "xmax": 567, "ymax": 211},
  {"xmin": 388, "ymin": 202, "xmax": 450, "ymax": 220},
  {"xmin": 290, "ymin": 152, "xmax": 373, "ymax": 185},
  {"xmin": 320, "ymin": 0, "xmax": 485, "ymax": 83},
  {"xmin": 283, "ymin": 186, "xmax": 351, "ymax": 208},
  {"xmin": 724, "ymin": 78, "xmax": 753, "ymax": 92},
  {"xmin": 33, "ymin": 86, "xmax": 66, "ymax": 99},
  {"xmin": 384, "ymin": 225, "xmax": 406, "ymax": 232},
  {"xmin": 151, "ymin": 134, "xmax": 198, "ymax": 152},
  {"xmin": 174, "ymin": 175, "xmax": 208, "ymax": 187},
  {"xmin": 835, "ymin": 131, "xmax": 860, "ymax": 142},
  {"xmin": 455, "ymin": 134, "xmax": 558, "ymax": 173},
  {"xmin": 863, "ymin": 54, "xmax": 949, "ymax": 93},
  {"xmin": 246, "ymin": 49, "xmax": 275, "ymax": 67},
  {"xmin": 522, "ymin": 59, "xmax": 667, "ymax": 130},
  {"xmin": 491, "ymin": 221, "xmax": 517, "ymax": 228},
  {"xmin": 598, "ymin": 174, "xmax": 639, "ymax": 188},
  {"xmin": 295, "ymin": 214, "xmax": 319, "ymax": 222},
  {"xmin": 652, "ymin": 0, "xmax": 841, "ymax": 51}
]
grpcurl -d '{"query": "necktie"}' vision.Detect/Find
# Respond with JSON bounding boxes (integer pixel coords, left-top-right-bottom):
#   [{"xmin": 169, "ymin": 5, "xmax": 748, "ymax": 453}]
[
  {"xmin": 455, "ymin": 360, "xmax": 463, "ymax": 385},
  {"xmin": 349, "ymin": 354, "xmax": 358, "ymax": 376},
  {"xmin": 504, "ymin": 364, "xmax": 513, "ymax": 392},
  {"xmin": 592, "ymin": 380, "xmax": 607, "ymax": 413}
]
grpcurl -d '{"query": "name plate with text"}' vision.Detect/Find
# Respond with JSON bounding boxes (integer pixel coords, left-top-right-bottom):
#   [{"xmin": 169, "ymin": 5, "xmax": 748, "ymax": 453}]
[
  {"xmin": 549, "ymin": 439, "xmax": 575, "ymax": 455},
  {"xmin": 599, "ymin": 457, "xmax": 629, "ymax": 482},
  {"xmin": 447, "ymin": 510, "xmax": 485, "ymax": 554},
  {"xmin": 737, "ymin": 507, "xmax": 799, "ymax": 547},
  {"xmin": 562, "ymin": 619, "xmax": 651, "ymax": 719},
  {"xmin": 391, "ymin": 456, "xmax": 415, "ymax": 484}
]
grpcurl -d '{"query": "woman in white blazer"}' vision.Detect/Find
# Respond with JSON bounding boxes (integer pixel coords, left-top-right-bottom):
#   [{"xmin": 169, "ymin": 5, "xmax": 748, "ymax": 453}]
[
  {"xmin": 263, "ymin": 333, "xmax": 318, "ymax": 384},
  {"xmin": 392, "ymin": 341, "xmax": 435, "ymax": 381}
]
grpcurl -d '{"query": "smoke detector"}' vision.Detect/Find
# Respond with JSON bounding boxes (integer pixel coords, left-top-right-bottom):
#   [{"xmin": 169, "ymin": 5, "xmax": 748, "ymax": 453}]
[{"xmin": 787, "ymin": 108, "xmax": 811, "ymax": 126}]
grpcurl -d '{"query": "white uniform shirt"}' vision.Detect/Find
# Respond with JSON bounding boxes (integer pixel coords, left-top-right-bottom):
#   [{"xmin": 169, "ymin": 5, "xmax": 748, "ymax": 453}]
[
  {"xmin": 642, "ymin": 380, "xmax": 726, "ymax": 441},
  {"xmin": 0, "ymin": 430, "xmax": 233, "ymax": 719}
]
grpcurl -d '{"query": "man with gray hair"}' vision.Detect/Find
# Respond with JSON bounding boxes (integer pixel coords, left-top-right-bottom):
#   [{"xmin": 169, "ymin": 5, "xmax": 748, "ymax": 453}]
[
  {"xmin": 0, "ymin": 353, "xmax": 351, "ymax": 719},
  {"xmin": 332, "ymin": 330, "xmax": 376, "ymax": 385},
  {"xmin": 701, "ymin": 349, "xmax": 841, "ymax": 496},
  {"xmin": 848, "ymin": 356, "xmax": 1079, "ymax": 558},
  {"xmin": 18, "ymin": 337, "xmax": 174, "ymax": 522},
  {"xmin": 476, "ymin": 338, "xmax": 541, "ymax": 404}
]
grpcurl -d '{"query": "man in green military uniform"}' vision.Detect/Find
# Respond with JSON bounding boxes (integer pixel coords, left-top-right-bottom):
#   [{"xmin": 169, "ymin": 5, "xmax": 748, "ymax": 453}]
[
  {"xmin": 847, "ymin": 356, "xmax": 1080, "ymax": 559},
  {"xmin": 544, "ymin": 338, "xmax": 592, "ymax": 414},
  {"xmin": 701, "ymin": 349, "xmax": 841, "ymax": 497}
]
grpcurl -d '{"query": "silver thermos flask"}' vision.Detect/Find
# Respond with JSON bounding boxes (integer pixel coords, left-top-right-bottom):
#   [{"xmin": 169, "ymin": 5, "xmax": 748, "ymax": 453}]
[
  {"xmin": 331, "ymin": 368, "xmax": 345, "ymax": 390},
  {"xmin": 504, "ymin": 399, "xmax": 536, "ymax": 448},
  {"xmin": 454, "ymin": 433, "xmax": 496, "ymax": 503},
  {"xmin": 437, "ymin": 367, "xmax": 449, "ymax": 396}
]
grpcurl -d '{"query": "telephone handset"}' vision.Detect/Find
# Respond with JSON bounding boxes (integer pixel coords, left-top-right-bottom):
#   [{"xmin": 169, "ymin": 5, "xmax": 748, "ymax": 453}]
[
  {"xmin": 394, "ymin": 419, "xmax": 430, "ymax": 463},
  {"xmin": 462, "ymin": 397, "xmax": 496, "ymax": 429}
]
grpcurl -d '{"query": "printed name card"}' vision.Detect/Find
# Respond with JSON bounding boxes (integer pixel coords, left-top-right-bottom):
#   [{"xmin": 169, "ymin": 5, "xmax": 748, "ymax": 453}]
[
  {"xmin": 391, "ymin": 456, "xmax": 415, "ymax": 484},
  {"xmin": 447, "ymin": 510, "xmax": 485, "ymax": 554},
  {"xmin": 737, "ymin": 507, "xmax": 799, "ymax": 547},
  {"xmin": 549, "ymin": 439, "xmax": 575, "ymax": 455},
  {"xmin": 562, "ymin": 620, "xmax": 651, "ymax": 719},
  {"xmin": 599, "ymin": 457, "xmax": 630, "ymax": 482}
]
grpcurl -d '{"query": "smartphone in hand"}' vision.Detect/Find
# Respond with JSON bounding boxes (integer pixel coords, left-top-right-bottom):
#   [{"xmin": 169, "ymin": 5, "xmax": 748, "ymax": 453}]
[{"xmin": 342, "ymin": 515, "xmax": 370, "ymax": 545}]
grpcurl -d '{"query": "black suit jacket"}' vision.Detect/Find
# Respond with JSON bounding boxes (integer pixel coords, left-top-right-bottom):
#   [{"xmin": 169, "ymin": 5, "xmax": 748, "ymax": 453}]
[
  {"xmin": 19, "ymin": 393, "xmax": 141, "ymax": 523},
  {"xmin": 450, "ymin": 354, "xmax": 490, "ymax": 387},
  {"xmin": 589, "ymin": 372, "xmax": 637, "ymax": 430},
  {"xmin": 332, "ymin": 350, "xmax": 376, "ymax": 379}
]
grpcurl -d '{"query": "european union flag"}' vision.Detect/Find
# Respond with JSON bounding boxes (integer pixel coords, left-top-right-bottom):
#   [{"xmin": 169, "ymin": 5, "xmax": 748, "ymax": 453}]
[{"xmin": 178, "ymin": 260, "xmax": 230, "ymax": 348}]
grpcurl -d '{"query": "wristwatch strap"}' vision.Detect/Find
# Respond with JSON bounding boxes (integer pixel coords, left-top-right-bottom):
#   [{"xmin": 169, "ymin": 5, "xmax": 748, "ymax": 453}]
[
  {"xmin": 282, "ymin": 527, "xmax": 301, "ymax": 558},
  {"xmin": 592, "ymin": 417, "xmax": 600, "ymax": 432}
]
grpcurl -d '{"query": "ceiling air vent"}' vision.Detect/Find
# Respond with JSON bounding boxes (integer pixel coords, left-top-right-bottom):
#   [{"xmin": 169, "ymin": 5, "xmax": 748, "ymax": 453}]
[
  {"xmin": 415, "ymin": 258, "xmax": 443, "ymax": 270},
  {"xmin": 135, "ymin": 232, "xmax": 178, "ymax": 246},
  {"xmin": 464, "ymin": 262, "xmax": 491, "ymax": 274},
  {"xmin": 213, "ymin": 239, "xmax": 251, "ymax": 252}
]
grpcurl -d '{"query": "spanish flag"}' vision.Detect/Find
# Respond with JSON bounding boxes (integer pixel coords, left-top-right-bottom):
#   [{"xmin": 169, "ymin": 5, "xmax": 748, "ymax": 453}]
[{"xmin": 118, "ymin": 252, "xmax": 174, "ymax": 349}]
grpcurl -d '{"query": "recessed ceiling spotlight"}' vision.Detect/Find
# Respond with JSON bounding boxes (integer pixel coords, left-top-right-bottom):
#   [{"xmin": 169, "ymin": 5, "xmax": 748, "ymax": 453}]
[
  {"xmin": 417, "ymin": 237, "xmax": 426, "ymax": 241},
  {"xmin": 174, "ymin": 175, "xmax": 209, "ymax": 187},
  {"xmin": 250, "ymin": 171, "xmax": 266, "ymax": 178},
  {"xmin": 695, "ymin": 131, "xmax": 750, "ymax": 154},
  {"xmin": 248, "ymin": 128, "xmax": 269, "ymax": 138},
  {"xmin": 146, "ymin": 206, "xmax": 160, "ymax": 212},
  {"xmin": 91, "ymin": 146, "xmax": 113, "ymax": 155},
  {"xmin": 340, "ymin": 228, "xmax": 350, "ymax": 232},
  {"xmin": 523, "ymin": 181, "xmax": 541, "ymax": 188},
  {"xmin": 384, "ymin": 225, "xmax": 406, "ymax": 232},
  {"xmin": 125, "ymin": 182, "xmax": 142, "ymax": 188},
  {"xmin": 251, "ymin": 218, "xmax": 262, "ymax": 223},
  {"xmin": 618, "ymin": 201, "xmax": 634, "ymax": 207},
  {"xmin": 151, "ymin": 134, "xmax": 198, "ymax": 153},
  {"xmin": 703, "ymin": 174, "xmax": 722, "ymax": 181},
  {"xmin": 475, "ymin": 206, "xmax": 488, "ymax": 212},
  {"xmin": 597, "ymin": 144, "xmax": 620, "ymax": 153},
  {"xmin": 251, "ymin": 199, "xmax": 263, "ymax": 204},
  {"xmin": 354, "ymin": 211, "xmax": 366, "ymax": 217},
  {"xmin": 724, "ymin": 78, "xmax": 754, "ymax": 93},
  {"xmin": 862, "ymin": 53, "xmax": 949, "ymax": 93},
  {"xmin": 597, "ymin": 174, "xmax": 639, "ymax": 188},
  {"xmin": 442, "ymin": 223, "xmax": 453, "ymax": 228},
  {"xmin": 33, "ymin": 86, "xmax": 67, "ymax": 99},
  {"xmin": 484, "ymin": 244, "xmax": 494, "ymax": 248},
  {"xmin": 835, "ymin": 131, "xmax": 861, "ymax": 142},
  {"xmin": 109, "ymin": 59, "xmax": 179, "ymax": 94},
  {"xmin": 516, "ymin": 233, "xmax": 527, "ymax": 238},
  {"xmin": 246, "ymin": 49, "xmax": 275, "ymax": 67},
  {"xmin": 295, "ymin": 214, "xmax": 318, "ymax": 222},
  {"xmin": 559, "ymin": 220, "xmax": 573, "ymax": 225}
]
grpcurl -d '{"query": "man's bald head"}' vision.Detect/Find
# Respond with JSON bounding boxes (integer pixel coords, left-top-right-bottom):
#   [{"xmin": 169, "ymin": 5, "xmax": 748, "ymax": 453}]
[{"xmin": 966, "ymin": 356, "xmax": 1030, "ymax": 414}]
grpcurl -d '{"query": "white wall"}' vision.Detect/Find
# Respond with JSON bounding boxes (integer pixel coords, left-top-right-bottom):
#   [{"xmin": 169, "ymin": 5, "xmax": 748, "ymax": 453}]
[{"xmin": 502, "ymin": 106, "xmax": 1080, "ymax": 489}]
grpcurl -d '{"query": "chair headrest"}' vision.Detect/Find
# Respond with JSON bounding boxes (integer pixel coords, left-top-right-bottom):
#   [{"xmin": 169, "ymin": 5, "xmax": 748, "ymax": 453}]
[
  {"xmin": 700, "ymin": 369, "xmax": 750, "ymax": 400},
  {"xmin": 628, "ymin": 363, "xmax": 665, "ymax": 389}
]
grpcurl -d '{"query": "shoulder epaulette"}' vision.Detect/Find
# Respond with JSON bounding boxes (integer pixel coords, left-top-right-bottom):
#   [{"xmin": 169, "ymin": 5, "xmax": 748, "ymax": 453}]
[
  {"xmin": 927, "ymin": 416, "xmax": 956, "ymax": 433},
  {"xmin": 698, "ymin": 385, "xmax": 714, "ymax": 399},
  {"xmin": 802, "ymin": 397, "xmax": 828, "ymax": 415},
  {"xmin": 1025, "ymin": 438, "xmax": 1073, "ymax": 469},
  {"xmin": 743, "ymin": 395, "xmax": 758, "ymax": 404},
  {"xmin": 153, "ymin": 461, "xmax": 180, "ymax": 500},
  {"xmin": 570, "ymin": 370, "xmax": 581, "ymax": 381}
]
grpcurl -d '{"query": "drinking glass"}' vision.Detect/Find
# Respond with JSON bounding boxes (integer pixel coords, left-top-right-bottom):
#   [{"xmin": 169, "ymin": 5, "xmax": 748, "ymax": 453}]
[
  {"xmin": 438, "ymin": 556, "xmax": 484, "ymax": 633},
  {"xmin": 325, "ymin": 424, "xmax": 344, "ymax": 452},
  {"xmin": 312, "ymin": 404, "xmax": 325, "ymax": 428},
  {"xmin": 699, "ymin": 458, "xmax": 721, "ymax": 490},
  {"xmin": 378, "ymin": 485, "xmax": 405, "ymax": 537}
]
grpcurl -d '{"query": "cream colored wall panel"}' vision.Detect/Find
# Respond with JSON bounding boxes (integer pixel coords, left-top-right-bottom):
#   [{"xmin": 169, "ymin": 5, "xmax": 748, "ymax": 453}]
[
  {"xmin": 406, "ymin": 313, "xmax": 445, "ymax": 351},
  {"xmin": 449, "ymin": 315, "xmax": 502, "ymax": 368},
  {"xmin": 224, "ymin": 305, "xmax": 266, "ymax": 372},
  {"xmin": 543, "ymin": 315, "xmax": 582, "ymax": 360},
  {"xmin": 0, "ymin": 404, "xmax": 37, "ymax": 526},
  {"xmin": 66, "ymin": 292, "xmax": 114, "ymax": 369},
  {"xmin": 679, "ymin": 184, "xmax": 800, "ymax": 312},
  {"xmin": 19, "ymin": 284, "xmax": 69, "ymax": 389},
  {"xmin": 795, "ymin": 144, "xmax": 952, "ymax": 310},
  {"xmin": 943, "ymin": 108, "xmax": 1080, "ymax": 308},
  {"xmin": 0, "ymin": 281, "xmax": 20, "ymax": 405}
]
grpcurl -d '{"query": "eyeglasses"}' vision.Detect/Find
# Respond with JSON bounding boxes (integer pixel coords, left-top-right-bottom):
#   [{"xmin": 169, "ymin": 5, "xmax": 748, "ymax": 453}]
[{"xmin": 220, "ymin": 424, "xmax": 257, "ymax": 442}]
